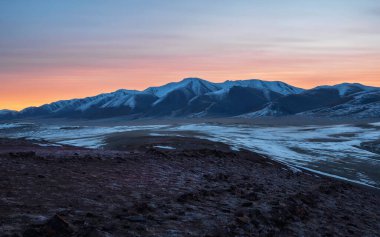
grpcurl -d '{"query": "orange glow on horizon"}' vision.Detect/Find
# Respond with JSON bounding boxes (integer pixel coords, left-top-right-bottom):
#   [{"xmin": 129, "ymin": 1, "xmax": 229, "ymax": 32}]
[
  {"xmin": 2, "ymin": 46, "xmax": 380, "ymax": 110},
  {"xmin": 1, "ymin": 65, "xmax": 379, "ymax": 111}
]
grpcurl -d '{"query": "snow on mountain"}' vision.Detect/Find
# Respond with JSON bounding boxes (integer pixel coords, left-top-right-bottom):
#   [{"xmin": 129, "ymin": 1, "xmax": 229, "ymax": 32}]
[
  {"xmin": 314, "ymin": 83, "xmax": 379, "ymax": 96},
  {"xmin": 145, "ymin": 78, "xmax": 220, "ymax": 98},
  {"xmin": 218, "ymin": 79, "xmax": 304, "ymax": 95},
  {"xmin": 305, "ymin": 101, "xmax": 380, "ymax": 119},
  {"xmin": 76, "ymin": 89, "xmax": 141, "ymax": 111},
  {"xmin": 2, "ymin": 77, "xmax": 378, "ymax": 119},
  {"xmin": 145, "ymin": 78, "xmax": 303, "ymax": 99},
  {"xmin": 239, "ymin": 84, "xmax": 380, "ymax": 118},
  {"xmin": 144, "ymin": 78, "xmax": 304, "ymax": 113},
  {"xmin": 203, "ymin": 88, "xmax": 230, "ymax": 100},
  {"xmin": 18, "ymin": 89, "xmax": 155, "ymax": 118},
  {"xmin": 301, "ymin": 90, "xmax": 380, "ymax": 118},
  {"xmin": 238, "ymin": 103, "xmax": 289, "ymax": 118},
  {"xmin": 185, "ymin": 86, "xmax": 283, "ymax": 117}
]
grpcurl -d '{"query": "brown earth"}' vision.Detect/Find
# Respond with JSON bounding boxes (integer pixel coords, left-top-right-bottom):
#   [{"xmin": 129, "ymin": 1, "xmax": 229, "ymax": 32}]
[{"xmin": 0, "ymin": 137, "xmax": 379, "ymax": 237}]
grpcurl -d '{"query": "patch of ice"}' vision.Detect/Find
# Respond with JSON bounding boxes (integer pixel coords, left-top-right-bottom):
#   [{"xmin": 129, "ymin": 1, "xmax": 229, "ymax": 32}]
[
  {"xmin": 34, "ymin": 143, "xmax": 62, "ymax": 147},
  {"xmin": 149, "ymin": 132, "xmax": 184, "ymax": 137},
  {"xmin": 357, "ymin": 172, "xmax": 377, "ymax": 186},
  {"xmin": 298, "ymin": 166, "xmax": 379, "ymax": 189},
  {"xmin": 0, "ymin": 123, "xmax": 24, "ymax": 129},
  {"xmin": 369, "ymin": 122, "xmax": 380, "ymax": 126},
  {"xmin": 149, "ymin": 133, "xmax": 163, "ymax": 136},
  {"xmin": 58, "ymin": 137, "xmax": 105, "ymax": 149},
  {"xmin": 153, "ymin": 145, "xmax": 176, "ymax": 150},
  {"xmin": 4, "ymin": 124, "xmax": 169, "ymax": 149}
]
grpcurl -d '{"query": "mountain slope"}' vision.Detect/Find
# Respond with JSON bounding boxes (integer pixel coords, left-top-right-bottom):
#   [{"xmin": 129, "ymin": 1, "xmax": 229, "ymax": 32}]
[
  {"xmin": 18, "ymin": 90, "xmax": 158, "ymax": 118},
  {"xmin": 143, "ymin": 78, "xmax": 299, "ymax": 117},
  {"xmin": 314, "ymin": 83, "xmax": 378, "ymax": 96},
  {"xmin": 144, "ymin": 78, "xmax": 221, "ymax": 117},
  {"xmin": 301, "ymin": 90, "xmax": 380, "ymax": 118},
  {"xmin": 183, "ymin": 86, "xmax": 283, "ymax": 117},
  {"xmin": 218, "ymin": 79, "xmax": 304, "ymax": 95},
  {"xmin": 145, "ymin": 78, "xmax": 221, "ymax": 98},
  {"xmin": 0, "ymin": 110, "xmax": 17, "ymax": 119},
  {"xmin": 241, "ymin": 83, "xmax": 380, "ymax": 118},
  {"xmin": 0, "ymin": 109, "xmax": 16, "ymax": 115}
]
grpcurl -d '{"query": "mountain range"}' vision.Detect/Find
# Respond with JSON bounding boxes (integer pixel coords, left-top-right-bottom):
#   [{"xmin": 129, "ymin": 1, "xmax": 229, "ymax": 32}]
[{"xmin": 1, "ymin": 78, "xmax": 379, "ymax": 119}]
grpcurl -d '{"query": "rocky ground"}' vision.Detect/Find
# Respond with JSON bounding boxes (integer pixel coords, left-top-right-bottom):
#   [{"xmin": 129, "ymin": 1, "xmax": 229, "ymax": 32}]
[{"xmin": 0, "ymin": 137, "xmax": 379, "ymax": 237}]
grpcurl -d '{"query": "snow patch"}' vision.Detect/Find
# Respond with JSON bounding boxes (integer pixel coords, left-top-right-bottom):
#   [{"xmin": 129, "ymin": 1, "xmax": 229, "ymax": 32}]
[
  {"xmin": 153, "ymin": 145, "xmax": 176, "ymax": 150},
  {"xmin": 0, "ymin": 123, "xmax": 31, "ymax": 129},
  {"xmin": 3, "ymin": 125, "xmax": 169, "ymax": 149}
]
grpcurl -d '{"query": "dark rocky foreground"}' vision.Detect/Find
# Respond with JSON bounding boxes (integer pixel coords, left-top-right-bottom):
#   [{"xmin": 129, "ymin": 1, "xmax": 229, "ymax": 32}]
[{"xmin": 0, "ymin": 138, "xmax": 379, "ymax": 237}]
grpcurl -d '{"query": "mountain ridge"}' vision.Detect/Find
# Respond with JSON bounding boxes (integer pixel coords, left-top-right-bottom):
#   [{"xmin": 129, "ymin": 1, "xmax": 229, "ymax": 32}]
[{"xmin": 1, "ymin": 78, "xmax": 379, "ymax": 119}]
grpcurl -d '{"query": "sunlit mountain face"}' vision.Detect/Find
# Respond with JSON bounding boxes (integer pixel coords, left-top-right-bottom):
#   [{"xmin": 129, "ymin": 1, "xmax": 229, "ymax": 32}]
[{"xmin": 1, "ymin": 0, "xmax": 380, "ymax": 110}]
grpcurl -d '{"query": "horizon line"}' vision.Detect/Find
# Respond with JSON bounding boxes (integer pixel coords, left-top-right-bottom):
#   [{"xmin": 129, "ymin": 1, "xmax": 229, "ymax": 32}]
[{"xmin": 2, "ymin": 77, "xmax": 378, "ymax": 112}]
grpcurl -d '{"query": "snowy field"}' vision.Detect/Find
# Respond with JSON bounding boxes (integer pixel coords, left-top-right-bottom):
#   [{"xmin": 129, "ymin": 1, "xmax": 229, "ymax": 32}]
[
  {"xmin": 0, "ymin": 121, "xmax": 379, "ymax": 188},
  {"xmin": 166, "ymin": 123, "xmax": 380, "ymax": 188},
  {"xmin": 0, "ymin": 123, "xmax": 168, "ymax": 148}
]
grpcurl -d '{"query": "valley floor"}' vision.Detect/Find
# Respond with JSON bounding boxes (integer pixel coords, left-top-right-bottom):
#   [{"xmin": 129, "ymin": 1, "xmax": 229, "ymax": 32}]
[{"xmin": 0, "ymin": 137, "xmax": 379, "ymax": 237}]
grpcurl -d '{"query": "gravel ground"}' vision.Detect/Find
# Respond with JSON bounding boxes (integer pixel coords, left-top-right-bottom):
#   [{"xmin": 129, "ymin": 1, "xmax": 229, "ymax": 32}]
[{"xmin": 0, "ymin": 137, "xmax": 379, "ymax": 237}]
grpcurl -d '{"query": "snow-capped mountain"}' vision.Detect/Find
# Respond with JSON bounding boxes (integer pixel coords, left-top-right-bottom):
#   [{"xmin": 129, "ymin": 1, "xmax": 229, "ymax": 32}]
[
  {"xmin": 144, "ymin": 78, "xmax": 222, "ymax": 116},
  {"xmin": 0, "ymin": 79, "xmax": 379, "ymax": 119},
  {"xmin": 18, "ymin": 89, "xmax": 157, "ymax": 118},
  {"xmin": 144, "ymin": 78, "xmax": 304, "ymax": 117},
  {"xmin": 145, "ymin": 78, "xmax": 220, "ymax": 98},
  {"xmin": 145, "ymin": 78, "xmax": 304, "ymax": 97},
  {"xmin": 240, "ymin": 83, "xmax": 380, "ymax": 118}
]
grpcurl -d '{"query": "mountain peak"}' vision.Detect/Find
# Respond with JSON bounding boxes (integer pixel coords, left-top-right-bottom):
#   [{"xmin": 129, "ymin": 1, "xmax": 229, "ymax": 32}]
[
  {"xmin": 145, "ymin": 77, "xmax": 219, "ymax": 98},
  {"xmin": 176, "ymin": 77, "xmax": 212, "ymax": 87},
  {"xmin": 181, "ymin": 77, "xmax": 205, "ymax": 82}
]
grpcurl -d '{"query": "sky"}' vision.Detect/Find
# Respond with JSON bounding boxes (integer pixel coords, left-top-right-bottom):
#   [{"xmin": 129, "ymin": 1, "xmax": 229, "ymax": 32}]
[{"xmin": 1, "ymin": 0, "xmax": 380, "ymax": 110}]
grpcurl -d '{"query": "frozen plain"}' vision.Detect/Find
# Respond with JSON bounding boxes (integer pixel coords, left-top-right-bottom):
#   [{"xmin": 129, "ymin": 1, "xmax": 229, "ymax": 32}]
[{"xmin": 0, "ymin": 121, "xmax": 379, "ymax": 188}]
